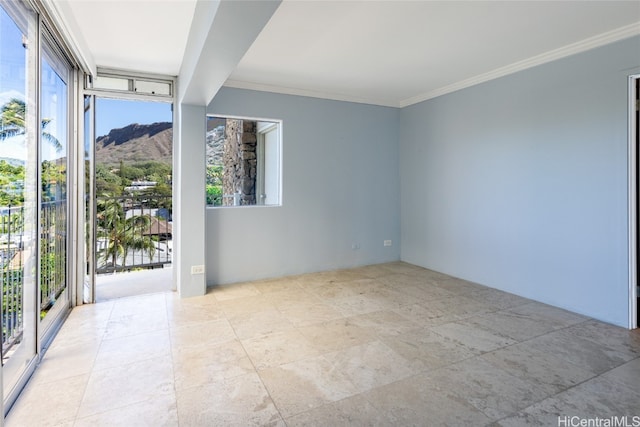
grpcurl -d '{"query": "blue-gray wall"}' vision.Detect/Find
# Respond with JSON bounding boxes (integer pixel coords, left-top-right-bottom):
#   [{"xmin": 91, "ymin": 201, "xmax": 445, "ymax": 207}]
[
  {"xmin": 400, "ymin": 36, "xmax": 640, "ymax": 327},
  {"xmin": 206, "ymin": 88, "xmax": 401, "ymax": 284}
]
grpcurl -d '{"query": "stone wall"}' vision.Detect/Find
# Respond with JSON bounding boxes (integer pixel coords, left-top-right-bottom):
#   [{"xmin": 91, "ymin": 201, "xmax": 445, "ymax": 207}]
[{"xmin": 222, "ymin": 119, "xmax": 257, "ymax": 206}]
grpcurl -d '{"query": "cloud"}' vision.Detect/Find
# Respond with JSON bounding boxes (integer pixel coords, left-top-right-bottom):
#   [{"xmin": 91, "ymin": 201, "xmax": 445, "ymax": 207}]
[{"xmin": 0, "ymin": 90, "xmax": 25, "ymax": 107}]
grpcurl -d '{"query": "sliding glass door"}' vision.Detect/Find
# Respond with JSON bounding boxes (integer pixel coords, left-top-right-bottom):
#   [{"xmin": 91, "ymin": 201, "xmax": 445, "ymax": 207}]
[
  {"xmin": 1, "ymin": 0, "xmax": 74, "ymax": 409},
  {"xmin": 39, "ymin": 36, "xmax": 71, "ymax": 336},
  {"xmin": 1, "ymin": 1, "xmax": 39, "ymax": 407}
]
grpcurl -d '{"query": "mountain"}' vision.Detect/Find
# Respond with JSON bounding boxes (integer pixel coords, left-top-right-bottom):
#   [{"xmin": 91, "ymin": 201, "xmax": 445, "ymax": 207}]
[{"xmin": 95, "ymin": 122, "xmax": 172, "ymax": 165}]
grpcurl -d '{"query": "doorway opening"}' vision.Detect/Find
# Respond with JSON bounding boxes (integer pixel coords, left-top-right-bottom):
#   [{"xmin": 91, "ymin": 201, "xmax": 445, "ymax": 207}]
[{"xmin": 90, "ymin": 97, "xmax": 173, "ymax": 302}]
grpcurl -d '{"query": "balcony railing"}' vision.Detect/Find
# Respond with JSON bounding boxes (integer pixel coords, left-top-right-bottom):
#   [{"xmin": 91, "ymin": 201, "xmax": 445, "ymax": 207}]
[
  {"xmin": 96, "ymin": 194, "xmax": 172, "ymax": 274},
  {"xmin": 1, "ymin": 205, "xmax": 25, "ymax": 357}
]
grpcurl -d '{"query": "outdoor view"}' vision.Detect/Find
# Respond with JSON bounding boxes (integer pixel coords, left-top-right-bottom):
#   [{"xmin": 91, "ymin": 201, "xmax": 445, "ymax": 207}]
[{"xmin": 93, "ymin": 98, "xmax": 173, "ymax": 277}]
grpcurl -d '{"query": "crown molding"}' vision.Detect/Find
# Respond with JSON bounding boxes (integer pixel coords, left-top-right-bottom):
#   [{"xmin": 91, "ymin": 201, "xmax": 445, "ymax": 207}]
[
  {"xmin": 224, "ymin": 22, "xmax": 640, "ymax": 109},
  {"xmin": 399, "ymin": 22, "xmax": 640, "ymax": 108}
]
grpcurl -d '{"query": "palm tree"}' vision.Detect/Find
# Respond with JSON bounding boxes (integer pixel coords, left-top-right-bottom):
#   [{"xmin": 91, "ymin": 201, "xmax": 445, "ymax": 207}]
[
  {"xmin": 0, "ymin": 98, "xmax": 62, "ymax": 151},
  {"xmin": 96, "ymin": 195, "xmax": 156, "ymax": 270}
]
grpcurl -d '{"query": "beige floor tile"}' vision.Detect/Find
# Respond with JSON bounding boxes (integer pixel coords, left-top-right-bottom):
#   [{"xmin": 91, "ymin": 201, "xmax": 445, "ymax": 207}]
[
  {"xmin": 103, "ymin": 309, "xmax": 169, "ymax": 340},
  {"xmin": 209, "ymin": 282, "xmax": 261, "ymax": 301},
  {"xmin": 365, "ymin": 287, "xmax": 419, "ymax": 310},
  {"xmin": 285, "ymin": 393, "xmax": 382, "ymax": 427},
  {"xmin": 326, "ymin": 341, "xmax": 414, "ymax": 392},
  {"xmin": 297, "ymin": 318, "xmax": 376, "ymax": 353},
  {"xmin": 108, "ymin": 292, "xmax": 167, "ymax": 318},
  {"xmin": 397, "ymin": 281, "xmax": 458, "ymax": 302},
  {"xmin": 498, "ymin": 375, "xmax": 640, "ymax": 426},
  {"xmin": 464, "ymin": 310, "xmax": 560, "ymax": 342},
  {"xmin": 430, "ymin": 276, "xmax": 489, "ymax": 295},
  {"xmin": 278, "ymin": 301, "xmax": 344, "ymax": 327},
  {"xmin": 258, "ymin": 355, "xmax": 359, "ymax": 418},
  {"xmin": 173, "ymin": 339, "xmax": 254, "ymax": 390},
  {"xmin": 505, "ymin": 301, "xmax": 588, "ymax": 327},
  {"xmin": 77, "ymin": 356, "xmax": 174, "ymax": 419},
  {"xmin": 467, "ymin": 287, "xmax": 531, "ymax": 310},
  {"xmin": 262, "ymin": 288, "xmax": 319, "ymax": 309},
  {"xmin": 30, "ymin": 342, "xmax": 100, "ymax": 385},
  {"xmin": 481, "ymin": 341, "xmax": 596, "ymax": 395},
  {"xmin": 169, "ymin": 318, "xmax": 237, "ymax": 348},
  {"xmin": 381, "ymin": 327, "xmax": 477, "ymax": 372},
  {"xmin": 176, "ymin": 372, "xmax": 283, "ymax": 426},
  {"xmin": 166, "ymin": 294, "xmax": 225, "ymax": 326},
  {"xmin": 93, "ymin": 329, "xmax": 171, "ymax": 370},
  {"xmin": 431, "ymin": 320, "xmax": 517, "ymax": 353},
  {"xmin": 525, "ymin": 328, "xmax": 636, "ymax": 375},
  {"xmin": 348, "ymin": 310, "xmax": 420, "ymax": 337},
  {"xmin": 311, "ymin": 268, "xmax": 368, "ymax": 283},
  {"xmin": 5, "ymin": 374, "xmax": 88, "ymax": 427},
  {"xmin": 393, "ymin": 301, "xmax": 461, "ymax": 327},
  {"xmin": 600, "ymin": 357, "xmax": 640, "ymax": 395},
  {"xmin": 7, "ymin": 261, "xmax": 637, "ymax": 427},
  {"xmin": 562, "ymin": 320, "xmax": 640, "ymax": 356},
  {"xmin": 252, "ymin": 276, "xmax": 303, "ymax": 293},
  {"xmin": 362, "ymin": 372, "xmax": 492, "ymax": 426},
  {"xmin": 74, "ymin": 391, "xmax": 178, "ymax": 427},
  {"xmin": 426, "ymin": 357, "xmax": 550, "ymax": 420},
  {"xmin": 308, "ymin": 280, "xmax": 360, "ymax": 300},
  {"xmin": 375, "ymin": 261, "xmax": 427, "ymax": 276},
  {"xmin": 216, "ymin": 293, "xmax": 276, "ymax": 317},
  {"xmin": 227, "ymin": 308, "xmax": 295, "ymax": 340},
  {"xmin": 325, "ymin": 294, "xmax": 385, "ymax": 316},
  {"xmin": 241, "ymin": 329, "xmax": 320, "ymax": 369}
]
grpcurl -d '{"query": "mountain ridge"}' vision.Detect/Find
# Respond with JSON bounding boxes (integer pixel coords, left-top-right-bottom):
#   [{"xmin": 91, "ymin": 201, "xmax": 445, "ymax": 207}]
[{"xmin": 95, "ymin": 122, "xmax": 172, "ymax": 165}]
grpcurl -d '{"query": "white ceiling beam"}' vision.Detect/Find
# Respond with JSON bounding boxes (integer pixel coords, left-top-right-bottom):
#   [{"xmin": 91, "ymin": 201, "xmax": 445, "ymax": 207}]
[{"xmin": 178, "ymin": 0, "xmax": 281, "ymax": 106}]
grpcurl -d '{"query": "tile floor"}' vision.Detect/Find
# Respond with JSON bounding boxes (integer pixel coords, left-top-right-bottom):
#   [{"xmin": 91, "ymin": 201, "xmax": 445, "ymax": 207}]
[{"xmin": 5, "ymin": 262, "xmax": 640, "ymax": 426}]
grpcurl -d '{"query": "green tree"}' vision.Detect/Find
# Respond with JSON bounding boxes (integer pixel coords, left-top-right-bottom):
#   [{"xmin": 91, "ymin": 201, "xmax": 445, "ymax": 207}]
[
  {"xmin": 206, "ymin": 165, "xmax": 223, "ymax": 206},
  {"xmin": 96, "ymin": 195, "xmax": 156, "ymax": 269},
  {"xmin": 0, "ymin": 98, "xmax": 62, "ymax": 151}
]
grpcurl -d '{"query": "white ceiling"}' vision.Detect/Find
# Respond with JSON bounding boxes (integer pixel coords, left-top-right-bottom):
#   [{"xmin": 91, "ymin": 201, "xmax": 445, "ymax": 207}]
[
  {"xmin": 59, "ymin": 0, "xmax": 198, "ymax": 76},
  {"xmin": 59, "ymin": 0, "xmax": 640, "ymax": 107}
]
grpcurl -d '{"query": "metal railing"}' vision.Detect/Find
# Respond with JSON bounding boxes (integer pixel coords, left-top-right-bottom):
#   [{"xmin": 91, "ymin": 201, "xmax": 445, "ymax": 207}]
[
  {"xmin": 96, "ymin": 194, "xmax": 172, "ymax": 274},
  {"xmin": 1, "ymin": 205, "xmax": 25, "ymax": 356},
  {"xmin": 40, "ymin": 199, "xmax": 67, "ymax": 313}
]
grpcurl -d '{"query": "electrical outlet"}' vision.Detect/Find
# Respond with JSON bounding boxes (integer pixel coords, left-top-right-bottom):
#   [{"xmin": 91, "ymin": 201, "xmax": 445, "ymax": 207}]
[
  {"xmin": 384, "ymin": 240, "xmax": 392, "ymax": 247},
  {"xmin": 191, "ymin": 265, "xmax": 205, "ymax": 275},
  {"xmin": 352, "ymin": 243, "xmax": 360, "ymax": 250}
]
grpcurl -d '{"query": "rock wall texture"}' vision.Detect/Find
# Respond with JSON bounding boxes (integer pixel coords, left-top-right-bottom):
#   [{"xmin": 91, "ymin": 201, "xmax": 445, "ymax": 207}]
[{"xmin": 222, "ymin": 119, "xmax": 257, "ymax": 206}]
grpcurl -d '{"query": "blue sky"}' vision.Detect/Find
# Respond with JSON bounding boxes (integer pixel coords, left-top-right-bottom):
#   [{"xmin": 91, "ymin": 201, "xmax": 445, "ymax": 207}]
[{"xmin": 96, "ymin": 98, "xmax": 173, "ymax": 138}]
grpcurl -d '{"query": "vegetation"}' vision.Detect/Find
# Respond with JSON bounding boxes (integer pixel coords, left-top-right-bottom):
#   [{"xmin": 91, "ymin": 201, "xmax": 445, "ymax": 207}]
[
  {"xmin": 206, "ymin": 165, "xmax": 223, "ymax": 206},
  {"xmin": 0, "ymin": 161, "xmax": 25, "ymax": 206},
  {"xmin": 96, "ymin": 196, "xmax": 156, "ymax": 269},
  {"xmin": 0, "ymin": 98, "xmax": 61, "ymax": 150}
]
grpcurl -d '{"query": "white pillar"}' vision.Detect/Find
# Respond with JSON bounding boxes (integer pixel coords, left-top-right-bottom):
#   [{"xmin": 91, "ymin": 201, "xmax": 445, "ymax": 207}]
[{"xmin": 173, "ymin": 103, "xmax": 207, "ymax": 297}]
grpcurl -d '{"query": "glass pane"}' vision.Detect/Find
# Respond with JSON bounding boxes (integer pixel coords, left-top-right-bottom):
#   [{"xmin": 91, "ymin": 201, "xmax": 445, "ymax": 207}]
[
  {"xmin": 0, "ymin": 1, "xmax": 38, "ymax": 401},
  {"xmin": 39, "ymin": 53, "xmax": 68, "ymax": 322},
  {"xmin": 93, "ymin": 75, "xmax": 129, "ymax": 91},
  {"xmin": 135, "ymin": 79, "xmax": 171, "ymax": 96}
]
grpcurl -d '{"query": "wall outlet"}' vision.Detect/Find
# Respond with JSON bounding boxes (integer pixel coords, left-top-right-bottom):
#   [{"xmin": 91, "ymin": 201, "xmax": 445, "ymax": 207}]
[
  {"xmin": 384, "ymin": 240, "xmax": 392, "ymax": 247},
  {"xmin": 351, "ymin": 243, "xmax": 360, "ymax": 250},
  {"xmin": 191, "ymin": 265, "xmax": 205, "ymax": 275}
]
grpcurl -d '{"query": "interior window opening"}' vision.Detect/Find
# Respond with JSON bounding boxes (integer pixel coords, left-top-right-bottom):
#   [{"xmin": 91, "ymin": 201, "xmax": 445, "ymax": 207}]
[{"xmin": 206, "ymin": 116, "xmax": 282, "ymax": 207}]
